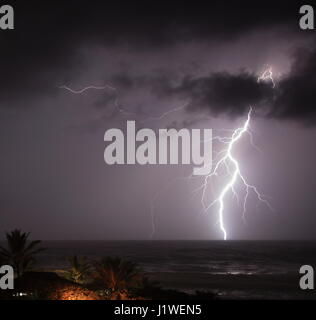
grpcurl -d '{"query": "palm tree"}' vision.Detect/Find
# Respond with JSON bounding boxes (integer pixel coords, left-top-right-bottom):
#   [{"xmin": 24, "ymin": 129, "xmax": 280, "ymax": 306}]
[
  {"xmin": 64, "ymin": 255, "xmax": 91, "ymax": 284},
  {"xmin": 0, "ymin": 229, "xmax": 44, "ymax": 277},
  {"xmin": 93, "ymin": 257, "xmax": 141, "ymax": 292}
]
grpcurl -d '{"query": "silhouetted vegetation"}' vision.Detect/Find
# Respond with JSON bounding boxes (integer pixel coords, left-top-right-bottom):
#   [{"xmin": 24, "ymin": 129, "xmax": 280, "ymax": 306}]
[
  {"xmin": 0, "ymin": 229, "xmax": 217, "ymax": 300},
  {"xmin": 0, "ymin": 229, "xmax": 44, "ymax": 277}
]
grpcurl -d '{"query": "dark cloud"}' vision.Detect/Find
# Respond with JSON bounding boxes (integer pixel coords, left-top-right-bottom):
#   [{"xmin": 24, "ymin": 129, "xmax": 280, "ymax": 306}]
[
  {"xmin": 173, "ymin": 42, "xmax": 316, "ymax": 124},
  {"xmin": 2, "ymin": 1, "xmax": 315, "ymax": 125},
  {"xmin": 0, "ymin": 0, "xmax": 302, "ymax": 105},
  {"xmin": 179, "ymin": 42, "xmax": 316, "ymax": 125},
  {"xmin": 271, "ymin": 45, "xmax": 316, "ymax": 125},
  {"xmin": 168, "ymin": 71, "xmax": 275, "ymax": 118}
]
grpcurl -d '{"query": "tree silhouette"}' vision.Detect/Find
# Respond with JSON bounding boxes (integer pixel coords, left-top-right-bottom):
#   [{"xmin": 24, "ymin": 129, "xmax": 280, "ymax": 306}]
[{"xmin": 0, "ymin": 229, "xmax": 44, "ymax": 277}]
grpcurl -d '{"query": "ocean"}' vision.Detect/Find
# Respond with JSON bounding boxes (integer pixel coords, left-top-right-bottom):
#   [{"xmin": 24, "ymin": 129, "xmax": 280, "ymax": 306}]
[{"xmin": 33, "ymin": 240, "xmax": 316, "ymax": 300}]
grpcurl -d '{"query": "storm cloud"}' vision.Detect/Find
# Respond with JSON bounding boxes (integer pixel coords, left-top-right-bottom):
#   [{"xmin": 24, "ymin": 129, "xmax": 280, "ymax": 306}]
[{"xmin": 0, "ymin": 0, "xmax": 304, "ymax": 107}]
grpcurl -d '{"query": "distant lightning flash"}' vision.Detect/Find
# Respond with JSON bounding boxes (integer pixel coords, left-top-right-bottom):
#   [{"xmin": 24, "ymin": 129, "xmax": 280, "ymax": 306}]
[
  {"xmin": 58, "ymin": 85, "xmax": 116, "ymax": 93},
  {"xmin": 58, "ymin": 84, "xmax": 139, "ymax": 117},
  {"xmin": 58, "ymin": 84, "xmax": 187, "ymax": 121},
  {"xmin": 257, "ymin": 67, "xmax": 275, "ymax": 88}
]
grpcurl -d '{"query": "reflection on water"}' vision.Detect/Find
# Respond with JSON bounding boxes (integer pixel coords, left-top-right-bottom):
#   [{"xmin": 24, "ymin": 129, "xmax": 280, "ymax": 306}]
[{"xmin": 36, "ymin": 240, "xmax": 316, "ymax": 275}]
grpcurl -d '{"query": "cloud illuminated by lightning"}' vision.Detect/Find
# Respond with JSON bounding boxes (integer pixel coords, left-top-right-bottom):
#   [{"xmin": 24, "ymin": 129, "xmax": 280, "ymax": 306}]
[{"xmin": 257, "ymin": 67, "xmax": 275, "ymax": 88}]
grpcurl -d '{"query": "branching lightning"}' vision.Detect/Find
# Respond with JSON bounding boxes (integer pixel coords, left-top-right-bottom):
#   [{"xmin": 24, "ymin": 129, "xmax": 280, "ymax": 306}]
[
  {"xmin": 198, "ymin": 107, "xmax": 273, "ymax": 240},
  {"xmin": 150, "ymin": 107, "xmax": 273, "ymax": 240}
]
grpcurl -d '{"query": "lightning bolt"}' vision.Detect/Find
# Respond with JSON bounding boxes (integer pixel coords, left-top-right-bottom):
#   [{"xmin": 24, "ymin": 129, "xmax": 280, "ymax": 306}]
[
  {"xmin": 150, "ymin": 108, "xmax": 273, "ymax": 240},
  {"xmin": 139, "ymin": 103, "xmax": 188, "ymax": 124},
  {"xmin": 198, "ymin": 107, "xmax": 273, "ymax": 240}
]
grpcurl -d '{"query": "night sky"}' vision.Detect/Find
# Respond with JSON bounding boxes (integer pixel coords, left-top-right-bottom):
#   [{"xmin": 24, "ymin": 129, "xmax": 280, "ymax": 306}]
[{"xmin": 1, "ymin": 1, "xmax": 316, "ymax": 240}]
